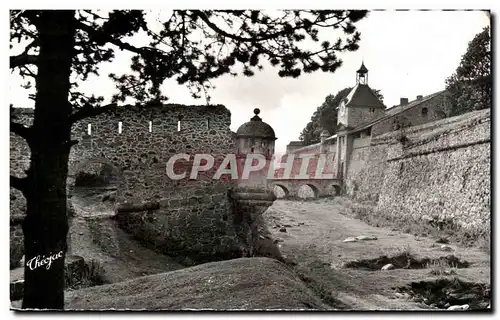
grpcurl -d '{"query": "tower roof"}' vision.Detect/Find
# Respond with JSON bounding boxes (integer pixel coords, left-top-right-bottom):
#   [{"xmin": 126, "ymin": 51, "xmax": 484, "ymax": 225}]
[
  {"xmin": 236, "ymin": 108, "xmax": 276, "ymax": 139},
  {"xmin": 357, "ymin": 62, "xmax": 368, "ymax": 74},
  {"xmin": 343, "ymin": 84, "xmax": 385, "ymax": 109}
]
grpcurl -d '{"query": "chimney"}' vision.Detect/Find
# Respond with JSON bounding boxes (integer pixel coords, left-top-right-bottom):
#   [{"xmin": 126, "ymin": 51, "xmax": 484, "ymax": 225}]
[
  {"xmin": 416, "ymin": 95, "xmax": 423, "ymax": 100},
  {"xmin": 400, "ymin": 98, "xmax": 409, "ymax": 106}
]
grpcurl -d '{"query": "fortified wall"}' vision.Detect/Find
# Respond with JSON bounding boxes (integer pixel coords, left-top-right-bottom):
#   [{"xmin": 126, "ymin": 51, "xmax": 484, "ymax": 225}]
[
  {"xmin": 346, "ymin": 108, "xmax": 491, "ymax": 238},
  {"xmin": 10, "ymin": 104, "xmax": 277, "ymax": 266}
]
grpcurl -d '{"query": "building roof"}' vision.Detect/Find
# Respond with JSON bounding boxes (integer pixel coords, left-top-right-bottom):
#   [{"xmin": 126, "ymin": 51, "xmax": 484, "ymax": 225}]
[
  {"xmin": 342, "ymin": 84, "xmax": 385, "ymax": 109},
  {"xmin": 347, "ymin": 90, "xmax": 447, "ymax": 134},
  {"xmin": 384, "ymin": 90, "xmax": 445, "ymax": 116},
  {"xmin": 357, "ymin": 62, "xmax": 368, "ymax": 74},
  {"xmin": 236, "ymin": 108, "xmax": 277, "ymax": 139}
]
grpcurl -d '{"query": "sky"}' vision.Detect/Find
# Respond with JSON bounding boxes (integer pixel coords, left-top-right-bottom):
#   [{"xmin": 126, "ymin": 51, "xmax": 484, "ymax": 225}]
[{"xmin": 9, "ymin": 10, "xmax": 491, "ymax": 156}]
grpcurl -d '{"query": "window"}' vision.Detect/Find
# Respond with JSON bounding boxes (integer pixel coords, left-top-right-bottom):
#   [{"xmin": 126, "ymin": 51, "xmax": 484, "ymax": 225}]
[
  {"xmin": 149, "ymin": 121, "xmax": 152, "ymax": 132},
  {"xmin": 87, "ymin": 124, "xmax": 92, "ymax": 135},
  {"xmin": 251, "ymin": 147, "xmax": 254, "ymax": 153},
  {"xmin": 370, "ymin": 108, "xmax": 375, "ymax": 112},
  {"xmin": 206, "ymin": 118, "xmax": 210, "ymax": 129},
  {"xmin": 177, "ymin": 120, "xmax": 181, "ymax": 131},
  {"xmin": 421, "ymin": 107, "xmax": 428, "ymax": 117},
  {"xmin": 118, "ymin": 121, "xmax": 122, "ymax": 133}
]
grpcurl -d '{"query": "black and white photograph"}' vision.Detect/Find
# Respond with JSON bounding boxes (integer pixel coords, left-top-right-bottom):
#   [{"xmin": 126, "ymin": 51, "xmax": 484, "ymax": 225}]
[{"xmin": 6, "ymin": 4, "xmax": 493, "ymax": 313}]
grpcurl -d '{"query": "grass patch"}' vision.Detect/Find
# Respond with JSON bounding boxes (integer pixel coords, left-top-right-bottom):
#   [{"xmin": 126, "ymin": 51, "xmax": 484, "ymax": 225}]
[
  {"xmin": 65, "ymin": 257, "xmax": 107, "ymax": 290},
  {"xmin": 341, "ymin": 250, "xmax": 469, "ymax": 271},
  {"xmin": 293, "ymin": 260, "xmax": 350, "ymax": 310},
  {"xmin": 427, "ymin": 259, "xmax": 459, "ymax": 277},
  {"xmin": 348, "ymin": 205, "xmax": 490, "ymax": 250}
]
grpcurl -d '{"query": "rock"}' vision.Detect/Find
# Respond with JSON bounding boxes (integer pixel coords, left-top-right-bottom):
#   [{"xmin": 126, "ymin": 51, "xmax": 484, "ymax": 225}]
[
  {"xmin": 10, "ymin": 280, "xmax": 24, "ymax": 301},
  {"xmin": 279, "ymin": 227, "xmax": 287, "ymax": 233},
  {"xmin": 19, "ymin": 255, "xmax": 25, "ymax": 266},
  {"xmin": 447, "ymin": 304, "xmax": 469, "ymax": 311},
  {"xmin": 422, "ymin": 215, "xmax": 434, "ymax": 223},
  {"xmin": 444, "ymin": 302, "xmax": 450, "ymax": 308},
  {"xmin": 381, "ymin": 263, "xmax": 395, "ymax": 271},
  {"xmin": 283, "ymin": 224, "xmax": 292, "ymax": 228},
  {"xmin": 355, "ymin": 235, "xmax": 378, "ymax": 241},
  {"xmin": 342, "ymin": 237, "xmax": 358, "ymax": 243},
  {"xmin": 282, "ymin": 257, "xmax": 297, "ymax": 266},
  {"xmin": 273, "ymin": 239, "xmax": 284, "ymax": 243},
  {"xmin": 394, "ymin": 292, "xmax": 410, "ymax": 300},
  {"xmin": 298, "ymin": 222, "xmax": 305, "ymax": 226},
  {"xmin": 440, "ymin": 244, "xmax": 453, "ymax": 251},
  {"xmin": 107, "ymin": 193, "xmax": 116, "ymax": 202},
  {"xmin": 436, "ymin": 237, "xmax": 449, "ymax": 244}
]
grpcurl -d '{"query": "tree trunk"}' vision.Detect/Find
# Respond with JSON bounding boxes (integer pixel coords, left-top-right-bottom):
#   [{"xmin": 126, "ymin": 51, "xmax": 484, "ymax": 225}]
[{"xmin": 22, "ymin": 10, "xmax": 75, "ymax": 310}]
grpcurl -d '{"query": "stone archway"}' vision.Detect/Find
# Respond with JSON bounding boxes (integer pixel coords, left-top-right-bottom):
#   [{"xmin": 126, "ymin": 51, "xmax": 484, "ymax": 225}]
[
  {"xmin": 68, "ymin": 157, "xmax": 124, "ymax": 216},
  {"xmin": 270, "ymin": 184, "xmax": 290, "ymax": 199},
  {"xmin": 332, "ymin": 185, "xmax": 341, "ymax": 196},
  {"xmin": 297, "ymin": 184, "xmax": 320, "ymax": 199}
]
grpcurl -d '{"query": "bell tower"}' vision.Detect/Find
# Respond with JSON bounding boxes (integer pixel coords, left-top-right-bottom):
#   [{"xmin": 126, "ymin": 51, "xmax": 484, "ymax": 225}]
[{"xmin": 356, "ymin": 61, "xmax": 368, "ymax": 85}]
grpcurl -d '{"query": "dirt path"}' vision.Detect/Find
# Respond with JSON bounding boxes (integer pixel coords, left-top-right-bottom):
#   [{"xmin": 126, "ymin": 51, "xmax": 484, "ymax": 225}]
[{"xmin": 265, "ymin": 198, "xmax": 490, "ymax": 310}]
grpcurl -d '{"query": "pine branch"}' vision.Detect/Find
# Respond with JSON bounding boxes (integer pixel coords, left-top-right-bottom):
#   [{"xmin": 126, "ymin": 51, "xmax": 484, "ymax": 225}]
[
  {"xmin": 10, "ymin": 54, "xmax": 38, "ymax": 68},
  {"xmin": 193, "ymin": 11, "xmax": 293, "ymax": 43},
  {"xmin": 76, "ymin": 21, "xmax": 144, "ymax": 55},
  {"xmin": 69, "ymin": 103, "xmax": 117, "ymax": 124}
]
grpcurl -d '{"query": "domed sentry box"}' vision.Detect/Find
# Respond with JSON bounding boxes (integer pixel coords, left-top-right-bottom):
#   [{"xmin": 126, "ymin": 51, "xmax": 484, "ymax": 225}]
[
  {"xmin": 236, "ymin": 108, "xmax": 277, "ymax": 158},
  {"xmin": 229, "ymin": 109, "xmax": 277, "ymax": 254},
  {"xmin": 234, "ymin": 108, "xmax": 277, "ymax": 192}
]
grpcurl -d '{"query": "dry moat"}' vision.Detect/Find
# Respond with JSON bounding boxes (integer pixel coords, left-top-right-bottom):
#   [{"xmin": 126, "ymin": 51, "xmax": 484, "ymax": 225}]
[{"xmin": 10, "ymin": 192, "xmax": 491, "ymax": 310}]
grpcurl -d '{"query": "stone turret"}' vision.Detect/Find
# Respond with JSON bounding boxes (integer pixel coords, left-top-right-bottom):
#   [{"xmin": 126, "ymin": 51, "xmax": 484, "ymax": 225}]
[
  {"xmin": 230, "ymin": 108, "xmax": 277, "ymax": 256},
  {"xmin": 236, "ymin": 108, "xmax": 276, "ymax": 159}
]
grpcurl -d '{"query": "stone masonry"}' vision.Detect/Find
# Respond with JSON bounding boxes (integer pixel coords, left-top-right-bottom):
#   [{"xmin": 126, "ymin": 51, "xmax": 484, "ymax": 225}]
[
  {"xmin": 10, "ymin": 104, "xmax": 278, "ymax": 266},
  {"xmin": 280, "ymin": 62, "xmax": 490, "ymax": 240}
]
